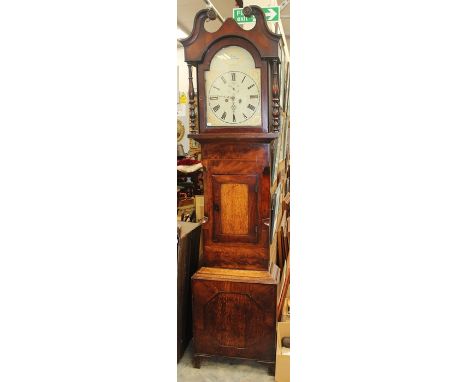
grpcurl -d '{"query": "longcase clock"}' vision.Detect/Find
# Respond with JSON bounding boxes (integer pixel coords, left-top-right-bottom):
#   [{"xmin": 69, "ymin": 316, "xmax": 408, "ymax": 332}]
[{"xmin": 180, "ymin": 6, "xmax": 282, "ymax": 374}]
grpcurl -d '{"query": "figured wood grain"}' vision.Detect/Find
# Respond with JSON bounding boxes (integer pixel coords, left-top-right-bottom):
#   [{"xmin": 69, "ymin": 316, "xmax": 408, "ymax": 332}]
[
  {"xmin": 201, "ymin": 142, "xmax": 271, "ymax": 161},
  {"xmin": 196, "ymin": 143, "xmax": 272, "ymax": 270},
  {"xmin": 193, "ymin": 266, "xmax": 279, "ymax": 284},
  {"xmin": 220, "ymin": 183, "xmax": 249, "ymax": 235},
  {"xmin": 202, "ymin": 244, "xmax": 269, "ymax": 270},
  {"xmin": 192, "ymin": 266, "xmax": 280, "ymax": 362},
  {"xmin": 205, "ymin": 293, "xmax": 253, "ymax": 348},
  {"xmin": 212, "ymin": 174, "xmax": 258, "ymax": 244},
  {"xmin": 209, "ymin": 160, "xmax": 261, "ymax": 175}
]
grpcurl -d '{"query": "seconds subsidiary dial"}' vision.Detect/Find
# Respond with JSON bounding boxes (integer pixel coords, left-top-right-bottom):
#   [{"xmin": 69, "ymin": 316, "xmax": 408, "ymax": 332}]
[{"xmin": 208, "ymin": 71, "xmax": 260, "ymax": 125}]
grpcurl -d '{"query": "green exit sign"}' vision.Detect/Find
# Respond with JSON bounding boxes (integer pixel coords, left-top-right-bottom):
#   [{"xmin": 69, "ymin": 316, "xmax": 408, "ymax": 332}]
[{"xmin": 233, "ymin": 6, "xmax": 280, "ymax": 24}]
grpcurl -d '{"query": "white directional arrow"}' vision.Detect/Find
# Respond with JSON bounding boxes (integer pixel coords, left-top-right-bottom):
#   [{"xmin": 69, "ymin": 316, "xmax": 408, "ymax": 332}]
[
  {"xmin": 233, "ymin": 7, "xmax": 279, "ymax": 24},
  {"xmin": 265, "ymin": 8, "xmax": 277, "ymax": 21}
]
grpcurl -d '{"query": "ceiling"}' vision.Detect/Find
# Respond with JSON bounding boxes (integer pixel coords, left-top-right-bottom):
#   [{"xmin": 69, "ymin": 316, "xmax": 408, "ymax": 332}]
[{"xmin": 177, "ymin": 0, "xmax": 290, "ymax": 49}]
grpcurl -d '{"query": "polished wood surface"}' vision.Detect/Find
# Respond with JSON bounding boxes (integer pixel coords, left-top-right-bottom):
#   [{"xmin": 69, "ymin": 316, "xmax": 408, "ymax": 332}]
[
  {"xmin": 201, "ymin": 142, "xmax": 270, "ymax": 161},
  {"xmin": 220, "ymin": 183, "xmax": 249, "ymax": 235},
  {"xmin": 192, "ymin": 266, "xmax": 279, "ymax": 363},
  {"xmin": 180, "ymin": 6, "xmax": 281, "ymax": 63},
  {"xmin": 193, "ymin": 266, "xmax": 278, "ymax": 284},
  {"xmin": 213, "ymin": 174, "xmax": 257, "ymax": 243},
  {"xmin": 199, "ymin": 142, "xmax": 271, "ymax": 270},
  {"xmin": 188, "ymin": 132, "xmax": 278, "ymax": 143}
]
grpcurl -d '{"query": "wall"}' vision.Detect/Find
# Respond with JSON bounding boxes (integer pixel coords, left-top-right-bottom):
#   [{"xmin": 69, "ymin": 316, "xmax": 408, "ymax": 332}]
[{"xmin": 177, "ymin": 46, "xmax": 190, "ymax": 153}]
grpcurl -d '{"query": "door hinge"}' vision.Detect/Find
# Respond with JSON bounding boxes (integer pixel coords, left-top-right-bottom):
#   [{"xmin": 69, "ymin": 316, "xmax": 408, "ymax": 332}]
[{"xmin": 255, "ymin": 182, "xmax": 258, "ymax": 193}]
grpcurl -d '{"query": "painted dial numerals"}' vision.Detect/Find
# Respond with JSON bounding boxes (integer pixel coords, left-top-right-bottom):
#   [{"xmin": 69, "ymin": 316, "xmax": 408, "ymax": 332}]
[{"xmin": 208, "ymin": 71, "xmax": 260, "ymax": 125}]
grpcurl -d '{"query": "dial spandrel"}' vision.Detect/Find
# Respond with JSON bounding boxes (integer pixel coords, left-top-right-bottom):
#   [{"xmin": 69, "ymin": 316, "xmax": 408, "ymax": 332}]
[{"xmin": 205, "ymin": 46, "xmax": 261, "ymax": 127}]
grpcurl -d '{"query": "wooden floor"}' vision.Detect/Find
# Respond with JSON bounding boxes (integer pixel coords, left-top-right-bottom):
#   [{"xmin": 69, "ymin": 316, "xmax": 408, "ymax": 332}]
[{"xmin": 177, "ymin": 341, "xmax": 275, "ymax": 382}]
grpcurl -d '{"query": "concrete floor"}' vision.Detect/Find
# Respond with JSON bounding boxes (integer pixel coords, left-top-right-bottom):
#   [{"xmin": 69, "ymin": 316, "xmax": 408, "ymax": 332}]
[{"xmin": 177, "ymin": 341, "xmax": 275, "ymax": 382}]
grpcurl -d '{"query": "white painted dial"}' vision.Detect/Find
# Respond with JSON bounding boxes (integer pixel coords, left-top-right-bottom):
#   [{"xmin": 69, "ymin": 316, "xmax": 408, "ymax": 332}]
[
  {"xmin": 205, "ymin": 45, "xmax": 261, "ymax": 127},
  {"xmin": 208, "ymin": 71, "xmax": 260, "ymax": 125}
]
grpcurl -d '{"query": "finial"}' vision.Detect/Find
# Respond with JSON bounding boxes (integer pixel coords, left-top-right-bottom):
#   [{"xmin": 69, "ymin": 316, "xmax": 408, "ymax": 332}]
[
  {"xmin": 242, "ymin": 6, "xmax": 253, "ymax": 17},
  {"xmin": 207, "ymin": 8, "xmax": 216, "ymax": 21}
]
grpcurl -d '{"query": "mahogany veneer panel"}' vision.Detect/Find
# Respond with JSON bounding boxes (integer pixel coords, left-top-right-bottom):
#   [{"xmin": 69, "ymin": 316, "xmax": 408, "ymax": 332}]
[
  {"xmin": 198, "ymin": 141, "xmax": 272, "ymax": 271},
  {"xmin": 192, "ymin": 266, "xmax": 279, "ymax": 362},
  {"xmin": 201, "ymin": 142, "xmax": 270, "ymax": 160}
]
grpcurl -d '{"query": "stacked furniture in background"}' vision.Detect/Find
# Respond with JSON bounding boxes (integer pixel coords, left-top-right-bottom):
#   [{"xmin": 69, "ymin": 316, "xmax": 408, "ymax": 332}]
[{"xmin": 177, "ymin": 221, "xmax": 202, "ymax": 362}]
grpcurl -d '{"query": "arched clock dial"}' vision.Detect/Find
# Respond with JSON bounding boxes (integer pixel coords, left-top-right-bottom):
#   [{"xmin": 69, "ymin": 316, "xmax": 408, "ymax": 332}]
[
  {"xmin": 208, "ymin": 71, "xmax": 260, "ymax": 125},
  {"xmin": 205, "ymin": 45, "xmax": 262, "ymax": 128}
]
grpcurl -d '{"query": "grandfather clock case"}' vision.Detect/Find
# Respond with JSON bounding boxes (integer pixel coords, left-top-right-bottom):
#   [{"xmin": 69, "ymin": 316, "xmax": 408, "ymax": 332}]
[{"xmin": 180, "ymin": 6, "xmax": 282, "ymax": 374}]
